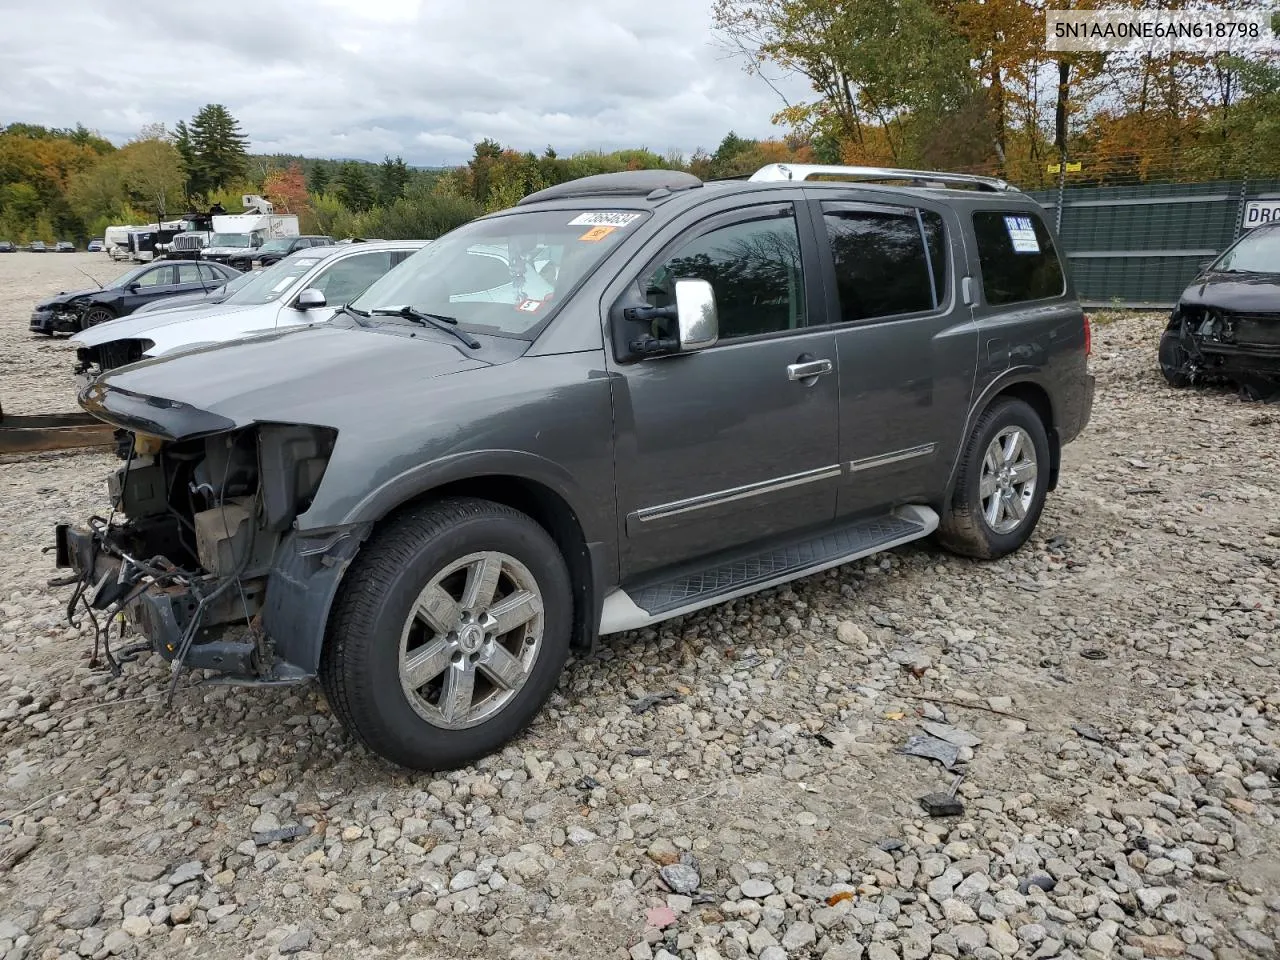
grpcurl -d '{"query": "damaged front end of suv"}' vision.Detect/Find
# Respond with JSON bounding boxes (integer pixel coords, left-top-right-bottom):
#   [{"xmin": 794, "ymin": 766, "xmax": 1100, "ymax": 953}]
[
  {"xmin": 1159, "ymin": 224, "xmax": 1280, "ymax": 398},
  {"xmin": 56, "ymin": 380, "xmax": 363, "ymax": 687}
]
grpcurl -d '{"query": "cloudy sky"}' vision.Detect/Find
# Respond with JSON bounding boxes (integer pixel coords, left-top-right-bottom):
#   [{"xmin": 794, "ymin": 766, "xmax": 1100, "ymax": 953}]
[{"xmin": 1, "ymin": 0, "xmax": 814, "ymax": 165}]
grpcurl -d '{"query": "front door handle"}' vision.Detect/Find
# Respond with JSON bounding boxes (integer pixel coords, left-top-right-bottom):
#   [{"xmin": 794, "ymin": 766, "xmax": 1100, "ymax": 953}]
[{"xmin": 787, "ymin": 358, "xmax": 834, "ymax": 381}]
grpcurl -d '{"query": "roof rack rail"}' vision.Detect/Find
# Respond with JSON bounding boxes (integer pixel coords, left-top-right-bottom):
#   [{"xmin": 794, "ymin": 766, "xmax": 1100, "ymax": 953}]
[
  {"xmin": 749, "ymin": 163, "xmax": 1017, "ymax": 193},
  {"xmin": 518, "ymin": 170, "xmax": 703, "ymax": 206}
]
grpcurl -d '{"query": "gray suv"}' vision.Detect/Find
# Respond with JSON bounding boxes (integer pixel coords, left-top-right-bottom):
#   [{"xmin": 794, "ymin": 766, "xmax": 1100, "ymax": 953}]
[{"xmin": 56, "ymin": 164, "xmax": 1094, "ymax": 770}]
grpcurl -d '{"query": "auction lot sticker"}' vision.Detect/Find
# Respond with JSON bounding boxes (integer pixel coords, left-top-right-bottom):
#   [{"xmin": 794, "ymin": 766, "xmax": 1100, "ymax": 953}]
[{"xmin": 568, "ymin": 212, "xmax": 642, "ymax": 227}]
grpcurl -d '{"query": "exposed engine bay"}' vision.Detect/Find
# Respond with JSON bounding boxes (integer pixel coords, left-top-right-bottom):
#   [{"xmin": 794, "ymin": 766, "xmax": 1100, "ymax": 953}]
[{"xmin": 56, "ymin": 423, "xmax": 341, "ymax": 688}]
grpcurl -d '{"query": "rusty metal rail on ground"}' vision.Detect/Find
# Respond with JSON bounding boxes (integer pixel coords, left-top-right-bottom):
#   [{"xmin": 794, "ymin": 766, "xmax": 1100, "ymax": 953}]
[{"xmin": 0, "ymin": 400, "xmax": 115, "ymax": 454}]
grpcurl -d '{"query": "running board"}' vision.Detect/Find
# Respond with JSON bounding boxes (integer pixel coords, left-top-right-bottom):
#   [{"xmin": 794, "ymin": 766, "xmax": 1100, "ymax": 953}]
[{"xmin": 599, "ymin": 505, "xmax": 938, "ymax": 635}]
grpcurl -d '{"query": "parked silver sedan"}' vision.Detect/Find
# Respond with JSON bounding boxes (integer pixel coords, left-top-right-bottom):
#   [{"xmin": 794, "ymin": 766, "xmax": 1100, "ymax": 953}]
[{"xmin": 72, "ymin": 241, "xmax": 428, "ymax": 377}]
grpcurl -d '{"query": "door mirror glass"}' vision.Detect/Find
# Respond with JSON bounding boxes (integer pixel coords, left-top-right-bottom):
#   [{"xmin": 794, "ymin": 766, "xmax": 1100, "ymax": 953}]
[
  {"xmin": 675, "ymin": 279, "xmax": 718, "ymax": 351},
  {"xmin": 296, "ymin": 288, "xmax": 327, "ymax": 310},
  {"xmin": 126, "ymin": 282, "xmax": 141, "ymax": 292}
]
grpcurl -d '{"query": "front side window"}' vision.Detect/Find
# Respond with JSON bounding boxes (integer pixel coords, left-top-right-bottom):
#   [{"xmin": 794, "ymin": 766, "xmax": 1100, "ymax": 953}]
[
  {"xmin": 645, "ymin": 209, "xmax": 806, "ymax": 340},
  {"xmin": 823, "ymin": 206, "xmax": 936, "ymax": 322},
  {"xmin": 351, "ymin": 209, "xmax": 645, "ymax": 338},
  {"xmin": 136, "ymin": 266, "xmax": 173, "ymax": 288},
  {"xmin": 310, "ymin": 252, "xmax": 393, "ymax": 305},
  {"xmin": 972, "ymin": 211, "xmax": 1065, "ymax": 305}
]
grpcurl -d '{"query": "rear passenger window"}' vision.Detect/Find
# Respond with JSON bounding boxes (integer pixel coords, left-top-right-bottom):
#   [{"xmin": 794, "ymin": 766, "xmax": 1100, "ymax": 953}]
[
  {"xmin": 821, "ymin": 207, "xmax": 936, "ymax": 322},
  {"xmin": 647, "ymin": 208, "xmax": 806, "ymax": 339},
  {"xmin": 972, "ymin": 211, "xmax": 1064, "ymax": 305}
]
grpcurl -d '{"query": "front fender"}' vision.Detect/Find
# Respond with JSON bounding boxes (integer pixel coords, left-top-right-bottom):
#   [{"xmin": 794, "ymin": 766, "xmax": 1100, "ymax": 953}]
[{"xmin": 333, "ymin": 448, "xmax": 610, "ymax": 544}]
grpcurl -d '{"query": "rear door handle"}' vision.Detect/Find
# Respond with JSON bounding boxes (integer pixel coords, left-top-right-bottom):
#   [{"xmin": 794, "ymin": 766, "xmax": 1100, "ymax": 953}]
[{"xmin": 787, "ymin": 359, "xmax": 833, "ymax": 381}]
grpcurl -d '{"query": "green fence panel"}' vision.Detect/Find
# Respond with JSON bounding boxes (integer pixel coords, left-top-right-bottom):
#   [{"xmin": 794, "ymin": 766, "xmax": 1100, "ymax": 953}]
[{"xmin": 1026, "ymin": 179, "xmax": 1280, "ymax": 308}]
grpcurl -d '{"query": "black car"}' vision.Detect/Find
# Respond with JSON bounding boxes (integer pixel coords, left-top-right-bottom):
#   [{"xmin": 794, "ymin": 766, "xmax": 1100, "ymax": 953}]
[
  {"xmin": 0, "ymin": 241, "xmax": 14, "ymax": 253},
  {"xmin": 29, "ymin": 259, "xmax": 241, "ymax": 335},
  {"xmin": 226, "ymin": 235, "xmax": 333, "ymax": 270},
  {"xmin": 1160, "ymin": 223, "xmax": 1280, "ymax": 397}
]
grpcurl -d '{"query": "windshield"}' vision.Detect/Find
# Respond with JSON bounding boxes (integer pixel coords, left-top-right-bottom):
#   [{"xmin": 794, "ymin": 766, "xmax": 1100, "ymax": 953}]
[
  {"xmin": 1213, "ymin": 226, "xmax": 1280, "ymax": 274},
  {"xmin": 222, "ymin": 253, "xmax": 321, "ymax": 304},
  {"xmin": 210, "ymin": 233, "xmax": 251, "ymax": 248},
  {"xmin": 349, "ymin": 209, "xmax": 647, "ymax": 337},
  {"xmin": 105, "ymin": 265, "xmax": 150, "ymax": 289},
  {"xmin": 258, "ymin": 238, "xmax": 293, "ymax": 253}
]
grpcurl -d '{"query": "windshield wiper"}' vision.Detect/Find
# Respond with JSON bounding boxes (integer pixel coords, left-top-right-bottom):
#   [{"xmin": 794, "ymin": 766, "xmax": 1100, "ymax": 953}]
[
  {"xmin": 370, "ymin": 306, "xmax": 481, "ymax": 349},
  {"xmin": 338, "ymin": 303, "xmax": 371, "ymax": 327}
]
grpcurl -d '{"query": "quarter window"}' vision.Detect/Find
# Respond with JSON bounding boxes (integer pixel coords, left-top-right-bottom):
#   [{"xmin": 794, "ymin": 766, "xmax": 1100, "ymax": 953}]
[
  {"xmin": 646, "ymin": 209, "xmax": 806, "ymax": 339},
  {"xmin": 972, "ymin": 211, "xmax": 1065, "ymax": 305},
  {"xmin": 822, "ymin": 207, "xmax": 936, "ymax": 322}
]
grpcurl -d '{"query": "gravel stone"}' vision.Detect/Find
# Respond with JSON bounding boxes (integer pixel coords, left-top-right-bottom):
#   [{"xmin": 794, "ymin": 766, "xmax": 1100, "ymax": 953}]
[{"xmin": 0, "ymin": 290, "xmax": 1277, "ymax": 960}]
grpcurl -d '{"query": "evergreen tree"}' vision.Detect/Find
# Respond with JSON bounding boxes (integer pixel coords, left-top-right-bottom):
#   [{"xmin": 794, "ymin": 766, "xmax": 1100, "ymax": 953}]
[
  {"xmin": 308, "ymin": 162, "xmax": 331, "ymax": 195},
  {"xmin": 336, "ymin": 161, "xmax": 374, "ymax": 212},
  {"xmin": 377, "ymin": 155, "xmax": 411, "ymax": 206},
  {"xmin": 180, "ymin": 104, "xmax": 249, "ymax": 198}
]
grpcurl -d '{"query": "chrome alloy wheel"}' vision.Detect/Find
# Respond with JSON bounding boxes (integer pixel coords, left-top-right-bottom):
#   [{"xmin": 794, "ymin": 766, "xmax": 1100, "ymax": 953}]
[
  {"xmin": 398, "ymin": 551, "xmax": 544, "ymax": 730},
  {"xmin": 979, "ymin": 426, "xmax": 1038, "ymax": 535}
]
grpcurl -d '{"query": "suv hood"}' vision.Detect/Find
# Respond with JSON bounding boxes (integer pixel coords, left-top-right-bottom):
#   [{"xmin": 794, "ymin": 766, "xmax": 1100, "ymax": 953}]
[
  {"xmin": 72, "ymin": 302, "xmax": 263, "ymax": 346},
  {"xmin": 80, "ymin": 324, "xmax": 497, "ymax": 438},
  {"xmin": 1180, "ymin": 270, "xmax": 1280, "ymax": 313}
]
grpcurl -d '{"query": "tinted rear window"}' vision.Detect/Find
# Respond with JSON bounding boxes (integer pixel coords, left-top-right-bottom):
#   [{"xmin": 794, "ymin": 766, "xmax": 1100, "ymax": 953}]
[{"xmin": 972, "ymin": 211, "xmax": 1064, "ymax": 305}]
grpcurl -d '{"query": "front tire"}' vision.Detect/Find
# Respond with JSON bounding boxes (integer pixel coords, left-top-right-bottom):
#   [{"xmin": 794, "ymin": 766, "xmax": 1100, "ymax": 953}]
[
  {"xmin": 82, "ymin": 306, "xmax": 115, "ymax": 329},
  {"xmin": 1158, "ymin": 330, "xmax": 1193, "ymax": 387},
  {"xmin": 321, "ymin": 497, "xmax": 572, "ymax": 770},
  {"xmin": 937, "ymin": 398, "xmax": 1050, "ymax": 559}
]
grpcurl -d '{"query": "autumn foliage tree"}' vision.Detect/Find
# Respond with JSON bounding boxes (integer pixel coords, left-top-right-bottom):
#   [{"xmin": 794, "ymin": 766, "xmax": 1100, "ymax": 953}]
[{"xmin": 262, "ymin": 162, "xmax": 309, "ymax": 215}]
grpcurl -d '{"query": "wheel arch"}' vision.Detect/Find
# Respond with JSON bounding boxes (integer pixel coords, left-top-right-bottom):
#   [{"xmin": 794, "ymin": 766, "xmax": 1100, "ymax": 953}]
[
  {"xmin": 363, "ymin": 468, "xmax": 607, "ymax": 653},
  {"xmin": 947, "ymin": 372, "xmax": 1059, "ymax": 501}
]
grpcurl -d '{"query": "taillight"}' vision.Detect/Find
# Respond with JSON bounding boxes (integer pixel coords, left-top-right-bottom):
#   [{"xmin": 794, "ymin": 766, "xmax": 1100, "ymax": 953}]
[{"xmin": 1083, "ymin": 313, "xmax": 1092, "ymax": 357}]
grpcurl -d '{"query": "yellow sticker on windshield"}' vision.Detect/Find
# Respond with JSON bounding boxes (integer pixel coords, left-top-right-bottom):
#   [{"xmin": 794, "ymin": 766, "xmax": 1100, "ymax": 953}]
[{"xmin": 579, "ymin": 225, "xmax": 616, "ymax": 242}]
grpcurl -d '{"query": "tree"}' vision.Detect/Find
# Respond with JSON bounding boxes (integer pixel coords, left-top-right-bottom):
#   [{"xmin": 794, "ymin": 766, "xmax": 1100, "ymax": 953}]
[
  {"xmin": 181, "ymin": 104, "xmax": 249, "ymax": 198},
  {"xmin": 336, "ymin": 161, "xmax": 375, "ymax": 212},
  {"xmin": 117, "ymin": 132, "xmax": 185, "ymax": 223},
  {"xmin": 377, "ymin": 155, "xmax": 411, "ymax": 206},
  {"xmin": 714, "ymin": 0, "xmax": 976, "ymax": 165},
  {"xmin": 308, "ymin": 162, "xmax": 331, "ymax": 195},
  {"xmin": 262, "ymin": 162, "xmax": 309, "ymax": 214}
]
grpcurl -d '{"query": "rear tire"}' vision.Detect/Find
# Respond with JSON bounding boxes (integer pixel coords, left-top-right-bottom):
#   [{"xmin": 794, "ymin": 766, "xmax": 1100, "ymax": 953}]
[
  {"xmin": 1158, "ymin": 330, "xmax": 1193, "ymax": 387},
  {"xmin": 321, "ymin": 497, "xmax": 572, "ymax": 770},
  {"xmin": 937, "ymin": 398, "xmax": 1050, "ymax": 559}
]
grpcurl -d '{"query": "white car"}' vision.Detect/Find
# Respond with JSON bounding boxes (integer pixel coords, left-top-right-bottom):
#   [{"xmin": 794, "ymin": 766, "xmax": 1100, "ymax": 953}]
[{"xmin": 72, "ymin": 241, "xmax": 428, "ymax": 377}]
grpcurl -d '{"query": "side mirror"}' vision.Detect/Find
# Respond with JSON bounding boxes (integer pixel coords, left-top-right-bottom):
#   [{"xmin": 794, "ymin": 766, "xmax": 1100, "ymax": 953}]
[
  {"xmin": 674, "ymin": 279, "xmax": 718, "ymax": 351},
  {"xmin": 126, "ymin": 282, "xmax": 141, "ymax": 293},
  {"xmin": 295, "ymin": 288, "xmax": 327, "ymax": 310}
]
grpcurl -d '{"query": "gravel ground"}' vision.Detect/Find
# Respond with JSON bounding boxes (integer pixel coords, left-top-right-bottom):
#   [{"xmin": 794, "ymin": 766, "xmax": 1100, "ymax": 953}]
[{"xmin": 1, "ymin": 254, "xmax": 1277, "ymax": 960}]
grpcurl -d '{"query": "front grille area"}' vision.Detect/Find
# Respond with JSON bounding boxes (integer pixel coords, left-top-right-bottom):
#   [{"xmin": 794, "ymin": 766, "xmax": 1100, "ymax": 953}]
[
  {"xmin": 172, "ymin": 234, "xmax": 204, "ymax": 250},
  {"xmin": 98, "ymin": 339, "xmax": 150, "ymax": 371},
  {"xmin": 1229, "ymin": 312, "xmax": 1280, "ymax": 347}
]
